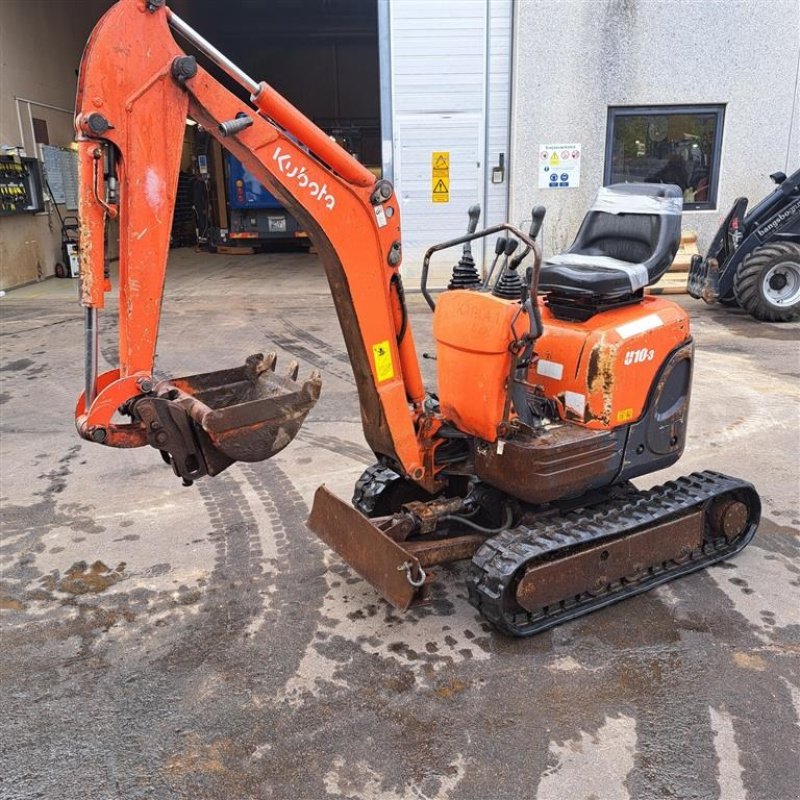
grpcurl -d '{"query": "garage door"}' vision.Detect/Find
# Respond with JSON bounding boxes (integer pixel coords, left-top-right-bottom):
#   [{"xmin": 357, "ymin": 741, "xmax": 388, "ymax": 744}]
[{"xmin": 394, "ymin": 113, "xmax": 484, "ymax": 286}]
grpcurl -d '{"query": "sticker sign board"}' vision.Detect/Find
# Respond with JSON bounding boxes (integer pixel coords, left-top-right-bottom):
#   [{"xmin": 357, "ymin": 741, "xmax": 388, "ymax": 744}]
[
  {"xmin": 538, "ymin": 144, "xmax": 581, "ymax": 189},
  {"xmin": 42, "ymin": 144, "xmax": 79, "ymax": 209},
  {"xmin": 431, "ymin": 151, "xmax": 450, "ymax": 203}
]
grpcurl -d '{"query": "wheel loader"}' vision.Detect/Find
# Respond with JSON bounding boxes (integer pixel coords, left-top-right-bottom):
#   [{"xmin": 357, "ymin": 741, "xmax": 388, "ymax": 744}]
[
  {"xmin": 73, "ymin": 0, "xmax": 760, "ymax": 637},
  {"xmin": 688, "ymin": 167, "xmax": 800, "ymax": 322}
]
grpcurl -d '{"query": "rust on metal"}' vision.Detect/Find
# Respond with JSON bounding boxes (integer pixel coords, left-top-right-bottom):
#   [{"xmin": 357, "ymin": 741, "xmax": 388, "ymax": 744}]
[
  {"xmin": 515, "ymin": 510, "xmax": 704, "ymax": 612},
  {"xmin": 404, "ymin": 535, "xmax": 485, "ymax": 567},
  {"xmin": 474, "ymin": 423, "xmax": 623, "ymax": 504},
  {"xmin": 307, "ymin": 485, "xmax": 428, "ymax": 611},
  {"xmin": 402, "ymin": 495, "xmax": 469, "ymax": 534},
  {"xmin": 709, "ymin": 499, "xmax": 748, "ymax": 540},
  {"xmin": 585, "ymin": 341, "xmax": 618, "ymax": 425},
  {"xmin": 160, "ymin": 352, "xmax": 321, "ymax": 463},
  {"xmin": 701, "ymin": 258, "xmax": 721, "ymax": 304}
]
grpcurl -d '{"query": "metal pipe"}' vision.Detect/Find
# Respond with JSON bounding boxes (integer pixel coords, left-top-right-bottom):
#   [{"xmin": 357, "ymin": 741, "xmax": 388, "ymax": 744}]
[
  {"xmin": 420, "ymin": 222, "xmax": 538, "ymax": 311},
  {"xmin": 13, "ymin": 97, "xmax": 72, "ymax": 113},
  {"xmin": 26, "ymin": 102, "xmax": 36, "ymax": 158},
  {"xmin": 84, "ymin": 308, "xmax": 98, "ymax": 408},
  {"xmin": 14, "ymin": 99, "xmax": 26, "ymax": 153},
  {"xmin": 377, "ymin": 0, "xmax": 394, "ymax": 183},
  {"xmin": 14, "ymin": 97, "xmax": 73, "ymax": 156},
  {"xmin": 166, "ymin": 10, "xmax": 260, "ymax": 96}
]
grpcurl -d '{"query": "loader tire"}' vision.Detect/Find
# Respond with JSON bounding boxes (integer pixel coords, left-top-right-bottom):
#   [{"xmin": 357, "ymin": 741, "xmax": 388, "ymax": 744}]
[{"xmin": 733, "ymin": 243, "xmax": 800, "ymax": 322}]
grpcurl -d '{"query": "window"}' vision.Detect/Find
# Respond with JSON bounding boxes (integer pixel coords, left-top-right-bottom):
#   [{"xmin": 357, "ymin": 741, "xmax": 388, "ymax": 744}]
[{"xmin": 605, "ymin": 105, "xmax": 725, "ymax": 210}]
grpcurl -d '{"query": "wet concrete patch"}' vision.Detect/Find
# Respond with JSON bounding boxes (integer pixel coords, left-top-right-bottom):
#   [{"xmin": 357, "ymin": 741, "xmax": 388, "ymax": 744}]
[
  {"xmin": 40, "ymin": 560, "xmax": 126, "ymax": 596},
  {"xmin": 0, "ymin": 358, "xmax": 34, "ymax": 371}
]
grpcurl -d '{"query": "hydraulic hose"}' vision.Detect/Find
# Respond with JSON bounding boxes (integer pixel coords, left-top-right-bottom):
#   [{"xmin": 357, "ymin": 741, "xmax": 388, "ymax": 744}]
[{"xmin": 440, "ymin": 507, "xmax": 513, "ymax": 534}]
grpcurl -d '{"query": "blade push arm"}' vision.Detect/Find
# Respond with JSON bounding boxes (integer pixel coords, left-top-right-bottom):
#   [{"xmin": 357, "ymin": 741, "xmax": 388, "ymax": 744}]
[{"xmin": 75, "ymin": 0, "xmax": 428, "ymax": 479}]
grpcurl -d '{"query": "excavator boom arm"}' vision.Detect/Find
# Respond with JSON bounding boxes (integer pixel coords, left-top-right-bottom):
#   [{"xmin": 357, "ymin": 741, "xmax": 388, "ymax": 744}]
[{"xmin": 75, "ymin": 0, "xmax": 428, "ymax": 479}]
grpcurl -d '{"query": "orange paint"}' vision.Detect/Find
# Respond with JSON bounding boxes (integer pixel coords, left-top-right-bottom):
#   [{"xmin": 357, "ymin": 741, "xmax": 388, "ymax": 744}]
[{"xmin": 434, "ymin": 292, "xmax": 689, "ymax": 441}]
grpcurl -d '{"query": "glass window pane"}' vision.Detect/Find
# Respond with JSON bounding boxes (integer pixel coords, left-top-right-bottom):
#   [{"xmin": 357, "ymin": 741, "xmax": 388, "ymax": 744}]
[{"xmin": 607, "ymin": 108, "xmax": 722, "ymax": 209}]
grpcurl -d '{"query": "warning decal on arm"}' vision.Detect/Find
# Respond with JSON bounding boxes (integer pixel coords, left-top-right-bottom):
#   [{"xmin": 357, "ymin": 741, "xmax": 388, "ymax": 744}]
[{"xmin": 372, "ymin": 340, "xmax": 395, "ymax": 382}]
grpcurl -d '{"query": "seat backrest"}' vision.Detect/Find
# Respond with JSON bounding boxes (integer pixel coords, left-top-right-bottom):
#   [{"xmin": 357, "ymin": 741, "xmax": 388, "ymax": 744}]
[
  {"xmin": 578, "ymin": 213, "xmax": 660, "ymax": 264},
  {"xmin": 568, "ymin": 183, "xmax": 683, "ymax": 285}
]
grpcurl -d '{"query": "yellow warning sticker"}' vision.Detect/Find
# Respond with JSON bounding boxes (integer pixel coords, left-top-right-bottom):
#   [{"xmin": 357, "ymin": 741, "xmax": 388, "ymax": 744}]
[
  {"xmin": 432, "ymin": 151, "xmax": 449, "ymax": 175},
  {"xmin": 372, "ymin": 340, "xmax": 395, "ymax": 382},
  {"xmin": 432, "ymin": 177, "xmax": 450, "ymax": 203},
  {"xmin": 549, "ymin": 152, "xmax": 560, "ymax": 166},
  {"xmin": 432, "ymin": 151, "xmax": 450, "ymax": 202},
  {"xmin": 617, "ymin": 407, "xmax": 634, "ymax": 423}
]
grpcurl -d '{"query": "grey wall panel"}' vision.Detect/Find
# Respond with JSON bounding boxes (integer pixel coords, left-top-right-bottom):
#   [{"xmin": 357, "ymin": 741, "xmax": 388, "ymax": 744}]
[{"xmin": 509, "ymin": 0, "xmax": 800, "ymax": 257}]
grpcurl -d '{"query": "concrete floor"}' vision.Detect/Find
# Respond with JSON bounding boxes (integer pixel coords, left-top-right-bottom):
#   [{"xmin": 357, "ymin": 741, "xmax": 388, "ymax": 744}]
[{"xmin": 1, "ymin": 247, "xmax": 799, "ymax": 800}]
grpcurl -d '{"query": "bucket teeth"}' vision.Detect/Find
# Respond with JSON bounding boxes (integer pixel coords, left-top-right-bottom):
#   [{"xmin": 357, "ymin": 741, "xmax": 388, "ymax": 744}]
[{"xmin": 244, "ymin": 351, "xmax": 277, "ymax": 381}]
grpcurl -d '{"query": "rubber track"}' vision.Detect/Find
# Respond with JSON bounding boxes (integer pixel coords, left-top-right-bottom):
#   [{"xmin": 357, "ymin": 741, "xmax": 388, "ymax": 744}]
[
  {"xmin": 467, "ymin": 471, "xmax": 760, "ymax": 637},
  {"xmin": 352, "ymin": 463, "xmax": 402, "ymax": 515}
]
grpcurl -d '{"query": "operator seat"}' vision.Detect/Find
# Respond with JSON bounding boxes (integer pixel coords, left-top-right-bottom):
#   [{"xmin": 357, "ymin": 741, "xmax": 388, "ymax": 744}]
[{"xmin": 539, "ymin": 183, "xmax": 683, "ymax": 318}]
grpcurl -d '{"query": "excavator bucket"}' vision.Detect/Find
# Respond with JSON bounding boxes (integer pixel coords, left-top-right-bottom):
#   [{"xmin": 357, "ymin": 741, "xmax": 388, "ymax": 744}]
[{"xmin": 133, "ymin": 353, "xmax": 321, "ymax": 482}]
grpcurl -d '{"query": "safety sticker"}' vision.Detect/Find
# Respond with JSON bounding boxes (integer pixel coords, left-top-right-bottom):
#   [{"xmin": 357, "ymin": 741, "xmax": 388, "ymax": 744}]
[
  {"xmin": 617, "ymin": 407, "xmax": 634, "ymax": 422},
  {"xmin": 432, "ymin": 178, "xmax": 450, "ymax": 203},
  {"xmin": 536, "ymin": 359, "xmax": 564, "ymax": 380},
  {"xmin": 432, "ymin": 152, "xmax": 449, "ymax": 175},
  {"xmin": 432, "ymin": 151, "xmax": 450, "ymax": 203},
  {"xmin": 615, "ymin": 313, "xmax": 663, "ymax": 340},
  {"xmin": 372, "ymin": 340, "xmax": 395, "ymax": 382},
  {"xmin": 564, "ymin": 391, "xmax": 586, "ymax": 417}
]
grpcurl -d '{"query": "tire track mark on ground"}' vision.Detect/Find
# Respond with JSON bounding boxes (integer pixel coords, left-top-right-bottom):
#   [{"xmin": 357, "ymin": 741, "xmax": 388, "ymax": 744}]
[
  {"xmin": 297, "ymin": 431, "xmax": 373, "ymax": 464},
  {"xmin": 279, "ymin": 318, "xmax": 351, "ymax": 365},
  {"xmin": 152, "ymin": 472, "xmax": 267, "ymax": 674},
  {"xmin": 239, "ymin": 462, "xmax": 327, "ymax": 687}
]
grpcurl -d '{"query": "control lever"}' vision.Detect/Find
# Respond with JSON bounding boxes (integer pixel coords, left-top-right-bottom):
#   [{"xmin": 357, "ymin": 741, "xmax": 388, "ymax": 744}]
[
  {"xmin": 496, "ymin": 238, "xmax": 519, "ymax": 285},
  {"xmin": 464, "ymin": 204, "xmax": 481, "ymax": 249},
  {"xmin": 448, "ymin": 204, "xmax": 483, "ymax": 289},
  {"xmin": 492, "ymin": 239, "xmax": 522, "ymax": 299},
  {"xmin": 508, "ymin": 205, "xmax": 547, "ymax": 273},
  {"xmin": 523, "ymin": 205, "xmax": 546, "ymax": 340},
  {"xmin": 529, "ymin": 205, "xmax": 546, "ymax": 240},
  {"xmin": 482, "ymin": 236, "xmax": 508, "ymax": 290}
]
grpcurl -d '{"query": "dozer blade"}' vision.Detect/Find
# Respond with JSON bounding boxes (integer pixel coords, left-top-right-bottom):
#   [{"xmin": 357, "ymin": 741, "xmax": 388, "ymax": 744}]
[
  {"xmin": 133, "ymin": 353, "xmax": 321, "ymax": 482},
  {"xmin": 307, "ymin": 486, "xmax": 429, "ymax": 611}
]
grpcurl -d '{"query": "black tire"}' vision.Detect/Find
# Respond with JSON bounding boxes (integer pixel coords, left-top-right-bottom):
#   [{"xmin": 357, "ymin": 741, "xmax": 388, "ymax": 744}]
[
  {"xmin": 718, "ymin": 295, "xmax": 739, "ymax": 308},
  {"xmin": 733, "ymin": 243, "xmax": 800, "ymax": 322}
]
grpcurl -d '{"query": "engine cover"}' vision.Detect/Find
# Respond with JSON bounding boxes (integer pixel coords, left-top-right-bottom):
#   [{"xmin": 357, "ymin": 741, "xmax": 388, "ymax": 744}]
[
  {"xmin": 532, "ymin": 296, "xmax": 690, "ymax": 429},
  {"xmin": 434, "ymin": 290, "xmax": 691, "ymax": 441}
]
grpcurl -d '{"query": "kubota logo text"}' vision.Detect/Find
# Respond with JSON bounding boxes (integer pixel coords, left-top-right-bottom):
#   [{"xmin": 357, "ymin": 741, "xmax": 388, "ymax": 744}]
[{"xmin": 273, "ymin": 146, "xmax": 336, "ymax": 211}]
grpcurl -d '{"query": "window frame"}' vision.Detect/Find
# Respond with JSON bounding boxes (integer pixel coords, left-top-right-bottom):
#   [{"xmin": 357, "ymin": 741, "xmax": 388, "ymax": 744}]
[{"xmin": 604, "ymin": 104, "xmax": 726, "ymax": 211}]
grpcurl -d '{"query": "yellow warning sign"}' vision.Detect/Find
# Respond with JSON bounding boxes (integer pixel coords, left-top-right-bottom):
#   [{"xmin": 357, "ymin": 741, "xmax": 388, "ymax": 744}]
[
  {"xmin": 432, "ymin": 177, "xmax": 450, "ymax": 203},
  {"xmin": 549, "ymin": 152, "xmax": 560, "ymax": 166},
  {"xmin": 372, "ymin": 340, "xmax": 395, "ymax": 382},
  {"xmin": 432, "ymin": 151, "xmax": 449, "ymax": 175},
  {"xmin": 616, "ymin": 407, "xmax": 634, "ymax": 423},
  {"xmin": 432, "ymin": 151, "xmax": 450, "ymax": 202}
]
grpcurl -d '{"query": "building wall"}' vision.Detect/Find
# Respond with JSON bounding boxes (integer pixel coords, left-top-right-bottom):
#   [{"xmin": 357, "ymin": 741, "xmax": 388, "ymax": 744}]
[
  {"xmin": 509, "ymin": 0, "xmax": 800, "ymax": 257},
  {"xmin": 0, "ymin": 0, "xmax": 111, "ymax": 291}
]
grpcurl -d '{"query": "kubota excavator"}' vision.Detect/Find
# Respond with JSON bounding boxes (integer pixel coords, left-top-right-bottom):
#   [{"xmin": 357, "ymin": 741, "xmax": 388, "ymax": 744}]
[{"xmin": 74, "ymin": 0, "xmax": 759, "ymax": 636}]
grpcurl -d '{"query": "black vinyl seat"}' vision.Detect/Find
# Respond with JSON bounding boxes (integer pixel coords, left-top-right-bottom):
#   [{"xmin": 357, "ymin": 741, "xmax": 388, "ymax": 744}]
[{"xmin": 539, "ymin": 183, "xmax": 683, "ymax": 303}]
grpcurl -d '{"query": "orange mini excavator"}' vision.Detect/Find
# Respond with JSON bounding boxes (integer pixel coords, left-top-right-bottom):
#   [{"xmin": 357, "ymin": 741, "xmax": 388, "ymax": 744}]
[{"xmin": 74, "ymin": 0, "xmax": 759, "ymax": 635}]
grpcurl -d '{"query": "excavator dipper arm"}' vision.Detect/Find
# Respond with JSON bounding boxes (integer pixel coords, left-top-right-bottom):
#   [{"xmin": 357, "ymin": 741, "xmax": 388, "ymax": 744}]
[{"xmin": 74, "ymin": 0, "xmax": 429, "ymax": 481}]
